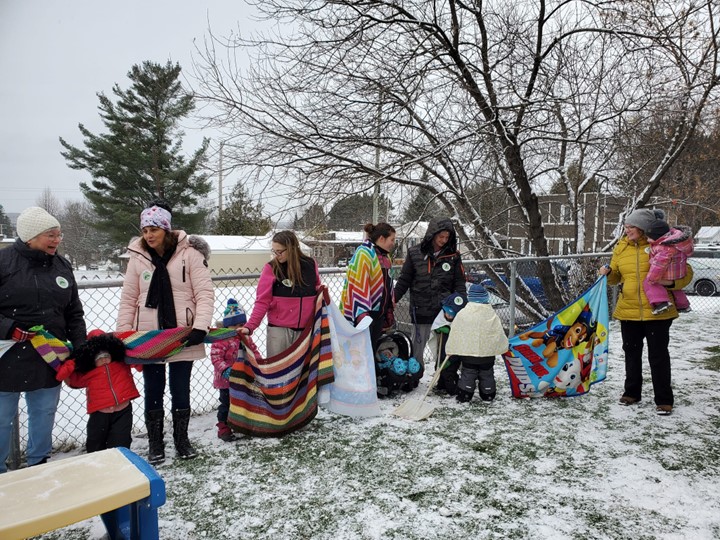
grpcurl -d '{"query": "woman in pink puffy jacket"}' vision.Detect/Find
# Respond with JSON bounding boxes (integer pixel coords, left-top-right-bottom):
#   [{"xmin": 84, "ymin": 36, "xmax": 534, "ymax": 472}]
[{"xmin": 117, "ymin": 200, "xmax": 214, "ymax": 464}]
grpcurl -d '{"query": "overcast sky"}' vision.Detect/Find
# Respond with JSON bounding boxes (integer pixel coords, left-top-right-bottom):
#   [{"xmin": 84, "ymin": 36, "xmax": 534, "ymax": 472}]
[{"xmin": 0, "ymin": 0, "xmax": 262, "ymax": 215}]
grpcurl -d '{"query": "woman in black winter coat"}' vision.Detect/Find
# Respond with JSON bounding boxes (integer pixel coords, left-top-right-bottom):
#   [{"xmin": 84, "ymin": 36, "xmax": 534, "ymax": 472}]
[
  {"xmin": 0, "ymin": 207, "xmax": 86, "ymax": 472},
  {"xmin": 393, "ymin": 217, "xmax": 467, "ymax": 366}
]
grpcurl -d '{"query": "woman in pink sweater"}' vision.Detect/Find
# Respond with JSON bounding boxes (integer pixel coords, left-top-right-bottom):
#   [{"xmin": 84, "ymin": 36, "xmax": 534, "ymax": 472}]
[{"xmin": 241, "ymin": 231, "xmax": 321, "ymax": 357}]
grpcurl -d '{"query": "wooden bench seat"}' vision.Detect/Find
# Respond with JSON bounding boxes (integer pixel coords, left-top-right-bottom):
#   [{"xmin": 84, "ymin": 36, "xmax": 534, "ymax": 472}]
[{"xmin": 0, "ymin": 447, "xmax": 166, "ymax": 540}]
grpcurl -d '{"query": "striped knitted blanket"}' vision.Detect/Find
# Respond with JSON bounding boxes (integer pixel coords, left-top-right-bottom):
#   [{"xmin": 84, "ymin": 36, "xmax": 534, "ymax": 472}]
[
  {"xmin": 115, "ymin": 327, "xmax": 238, "ymax": 363},
  {"xmin": 5, "ymin": 326, "xmax": 236, "ymax": 369},
  {"xmin": 227, "ymin": 291, "xmax": 334, "ymax": 437},
  {"xmin": 29, "ymin": 326, "xmax": 73, "ymax": 371}
]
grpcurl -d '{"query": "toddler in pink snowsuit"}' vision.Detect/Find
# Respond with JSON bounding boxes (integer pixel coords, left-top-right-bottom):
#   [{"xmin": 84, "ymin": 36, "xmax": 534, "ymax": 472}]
[
  {"xmin": 643, "ymin": 219, "xmax": 694, "ymax": 315},
  {"xmin": 209, "ymin": 299, "xmax": 247, "ymax": 442}
]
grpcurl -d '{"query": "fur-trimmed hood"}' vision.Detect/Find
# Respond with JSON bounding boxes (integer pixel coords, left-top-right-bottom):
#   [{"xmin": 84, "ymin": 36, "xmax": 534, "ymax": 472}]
[
  {"xmin": 73, "ymin": 333, "xmax": 127, "ymax": 374},
  {"xmin": 187, "ymin": 234, "xmax": 211, "ymax": 261}
]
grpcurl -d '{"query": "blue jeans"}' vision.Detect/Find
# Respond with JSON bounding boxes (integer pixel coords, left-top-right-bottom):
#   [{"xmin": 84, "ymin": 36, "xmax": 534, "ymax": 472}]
[{"xmin": 0, "ymin": 385, "xmax": 62, "ymax": 473}]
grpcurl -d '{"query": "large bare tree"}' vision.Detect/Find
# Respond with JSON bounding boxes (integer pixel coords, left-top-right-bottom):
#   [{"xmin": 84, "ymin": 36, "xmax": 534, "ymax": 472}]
[{"xmin": 192, "ymin": 0, "xmax": 719, "ymax": 314}]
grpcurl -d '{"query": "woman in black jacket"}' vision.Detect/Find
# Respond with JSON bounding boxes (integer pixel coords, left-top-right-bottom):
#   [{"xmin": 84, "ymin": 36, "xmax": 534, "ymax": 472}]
[
  {"xmin": 0, "ymin": 207, "xmax": 87, "ymax": 472},
  {"xmin": 393, "ymin": 217, "xmax": 466, "ymax": 365}
]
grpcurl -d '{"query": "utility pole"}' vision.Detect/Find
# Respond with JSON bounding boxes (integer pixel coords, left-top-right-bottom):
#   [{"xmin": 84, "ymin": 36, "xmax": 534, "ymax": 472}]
[
  {"xmin": 372, "ymin": 95, "xmax": 382, "ymax": 223},
  {"xmin": 218, "ymin": 141, "xmax": 224, "ymax": 212}
]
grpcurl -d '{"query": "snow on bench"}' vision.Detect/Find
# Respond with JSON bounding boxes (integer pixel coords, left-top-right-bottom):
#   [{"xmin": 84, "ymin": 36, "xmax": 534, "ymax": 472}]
[{"xmin": 0, "ymin": 447, "xmax": 166, "ymax": 540}]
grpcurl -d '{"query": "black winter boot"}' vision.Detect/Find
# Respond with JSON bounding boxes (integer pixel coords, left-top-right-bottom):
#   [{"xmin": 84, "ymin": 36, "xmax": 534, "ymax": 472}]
[
  {"xmin": 172, "ymin": 408, "xmax": 198, "ymax": 459},
  {"xmin": 145, "ymin": 409, "xmax": 166, "ymax": 465}
]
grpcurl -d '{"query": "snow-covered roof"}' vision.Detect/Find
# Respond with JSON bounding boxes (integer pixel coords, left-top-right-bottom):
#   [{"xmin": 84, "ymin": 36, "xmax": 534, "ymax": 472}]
[
  {"xmin": 395, "ymin": 221, "xmax": 428, "ymax": 238},
  {"xmin": 328, "ymin": 231, "xmax": 365, "ymax": 242},
  {"xmin": 199, "ymin": 235, "xmax": 273, "ymax": 252},
  {"xmin": 695, "ymin": 226, "xmax": 720, "ymax": 245},
  {"xmin": 199, "ymin": 235, "xmax": 311, "ymax": 254}
]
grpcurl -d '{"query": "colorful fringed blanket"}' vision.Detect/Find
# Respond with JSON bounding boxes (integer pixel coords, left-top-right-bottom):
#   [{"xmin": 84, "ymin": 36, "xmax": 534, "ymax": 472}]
[
  {"xmin": 227, "ymin": 291, "xmax": 334, "ymax": 437},
  {"xmin": 502, "ymin": 277, "xmax": 610, "ymax": 398},
  {"xmin": 0, "ymin": 326, "xmax": 74, "ymax": 372},
  {"xmin": 1, "ymin": 325, "xmax": 237, "ymax": 369},
  {"xmin": 29, "ymin": 326, "xmax": 73, "ymax": 371},
  {"xmin": 115, "ymin": 327, "xmax": 237, "ymax": 363}
]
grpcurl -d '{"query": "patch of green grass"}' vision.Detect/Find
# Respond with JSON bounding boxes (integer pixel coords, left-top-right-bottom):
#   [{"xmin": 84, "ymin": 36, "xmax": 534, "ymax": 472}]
[{"xmin": 702, "ymin": 345, "xmax": 720, "ymax": 371}]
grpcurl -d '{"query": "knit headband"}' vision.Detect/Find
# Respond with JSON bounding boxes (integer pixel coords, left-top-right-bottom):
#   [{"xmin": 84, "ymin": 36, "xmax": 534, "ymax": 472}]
[{"xmin": 140, "ymin": 206, "xmax": 172, "ymax": 231}]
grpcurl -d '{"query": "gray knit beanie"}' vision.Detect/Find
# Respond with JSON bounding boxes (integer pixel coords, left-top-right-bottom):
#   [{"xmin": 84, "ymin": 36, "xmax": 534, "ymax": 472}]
[{"xmin": 624, "ymin": 208, "xmax": 665, "ymax": 232}]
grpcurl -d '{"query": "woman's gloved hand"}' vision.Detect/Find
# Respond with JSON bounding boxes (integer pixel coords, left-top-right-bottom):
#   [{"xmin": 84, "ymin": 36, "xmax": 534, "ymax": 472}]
[{"xmin": 184, "ymin": 329, "xmax": 207, "ymax": 347}]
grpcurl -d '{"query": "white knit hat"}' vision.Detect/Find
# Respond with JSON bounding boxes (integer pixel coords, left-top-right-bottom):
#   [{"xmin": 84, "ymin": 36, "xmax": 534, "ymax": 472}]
[{"xmin": 16, "ymin": 207, "xmax": 61, "ymax": 242}]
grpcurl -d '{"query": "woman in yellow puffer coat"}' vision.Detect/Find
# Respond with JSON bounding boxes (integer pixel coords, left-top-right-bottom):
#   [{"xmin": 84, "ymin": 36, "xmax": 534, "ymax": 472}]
[{"xmin": 599, "ymin": 208, "xmax": 693, "ymax": 416}]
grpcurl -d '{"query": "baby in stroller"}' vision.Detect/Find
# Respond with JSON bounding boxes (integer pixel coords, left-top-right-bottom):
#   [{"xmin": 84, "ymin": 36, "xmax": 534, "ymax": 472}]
[{"xmin": 374, "ymin": 330, "xmax": 424, "ymax": 397}]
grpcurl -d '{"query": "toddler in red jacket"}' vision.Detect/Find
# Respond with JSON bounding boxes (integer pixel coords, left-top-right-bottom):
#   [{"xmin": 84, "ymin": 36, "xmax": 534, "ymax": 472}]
[{"xmin": 56, "ymin": 329, "xmax": 140, "ymax": 453}]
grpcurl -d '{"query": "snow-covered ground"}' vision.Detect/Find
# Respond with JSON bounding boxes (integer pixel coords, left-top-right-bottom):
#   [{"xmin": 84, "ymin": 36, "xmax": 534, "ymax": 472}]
[{"xmin": 34, "ymin": 296, "xmax": 720, "ymax": 540}]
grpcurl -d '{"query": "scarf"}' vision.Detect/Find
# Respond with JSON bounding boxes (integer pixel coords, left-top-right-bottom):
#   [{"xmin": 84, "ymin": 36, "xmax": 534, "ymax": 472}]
[{"xmin": 145, "ymin": 246, "xmax": 177, "ymax": 329}]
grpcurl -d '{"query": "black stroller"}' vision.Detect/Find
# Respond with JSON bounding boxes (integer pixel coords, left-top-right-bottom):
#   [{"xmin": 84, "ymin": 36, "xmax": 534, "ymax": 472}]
[{"xmin": 374, "ymin": 330, "xmax": 424, "ymax": 397}]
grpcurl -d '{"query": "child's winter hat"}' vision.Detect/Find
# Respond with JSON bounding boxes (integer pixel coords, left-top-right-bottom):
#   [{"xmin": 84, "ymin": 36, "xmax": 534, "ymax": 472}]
[
  {"xmin": 17, "ymin": 206, "xmax": 61, "ymax": 242},
  {"xmin": 645, "ymin": 219, "xmax": 670, "ymax": 240},
  {"xmin": 467, "ymin": 283, "xmax": 490, "ymax": 304},
  {"xmin": 624, "ymin": 208, "xmax": 665, "ymax": 232},
  {"xmin": 73, "ymin": 329, "xmax": 127, "ymax": 373},
  {"xmin": 223, "ymin": 299, "xmax": 247, "ymax": 327},
  {"xmin": 441, "ymin": 293, "xmax": 467, "ymax": 317}
]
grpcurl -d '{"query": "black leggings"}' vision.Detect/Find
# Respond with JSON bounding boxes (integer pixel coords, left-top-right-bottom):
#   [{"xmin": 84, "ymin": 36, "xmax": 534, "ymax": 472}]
[
  {"xmin": 86, "ymin": 403, "xmax": 133, "ymax": 453},
  {"xmin": 142, "ymin": 361, "xmax": 193, "ymax": 411}
]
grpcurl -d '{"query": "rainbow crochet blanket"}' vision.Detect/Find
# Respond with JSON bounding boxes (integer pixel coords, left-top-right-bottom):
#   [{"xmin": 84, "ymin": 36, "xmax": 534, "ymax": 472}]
[
  {"xmin": 115, "ymin": 327, "xmax": 238, "ymax": 363},
  {"xmin": 227, "ymin": 291, "xmax": 334, "ymax": 437},
  {"xmin": 29, "ymin": 326, "xmax": 73, "ymax": 371}
]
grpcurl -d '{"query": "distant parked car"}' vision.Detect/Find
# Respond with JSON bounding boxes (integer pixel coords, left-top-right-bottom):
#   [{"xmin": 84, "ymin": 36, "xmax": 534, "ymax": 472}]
[
  {"xmin": 692, "ymin": 245, "xmax": 720, "ymax": 259},
  {"xmin": 337, "ymin": 258, "xmax": 348, "ymax": 267},
  {"xmin": 465, "ymin": 267, "xmax": 485, "ymax": 284},
  {"xmin": 88, "ymin": 264, "xmax": 99, "ymax": 270},
  {"xmin": 480, "ymin": 261, "xmax": 569, "ymax": 309},
  {"xmin": 685, "ymin": 258, "xmax": 720, "ymax": 296}
]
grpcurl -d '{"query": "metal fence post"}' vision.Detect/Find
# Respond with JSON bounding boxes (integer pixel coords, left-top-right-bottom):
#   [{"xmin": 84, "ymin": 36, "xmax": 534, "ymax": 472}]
[
  {"xmin": 508, "ymin": 260, "xmax": 518, "ymax": 336},
  {"xmin": 8, "ymin": 411, "xmax": 21, "ymax": 470}
]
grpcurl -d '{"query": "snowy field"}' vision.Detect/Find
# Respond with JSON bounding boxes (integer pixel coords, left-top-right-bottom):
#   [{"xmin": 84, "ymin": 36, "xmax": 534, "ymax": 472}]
[{"xmin": 36, "ymin": 295, "xmax": 720, "ymax": 540}]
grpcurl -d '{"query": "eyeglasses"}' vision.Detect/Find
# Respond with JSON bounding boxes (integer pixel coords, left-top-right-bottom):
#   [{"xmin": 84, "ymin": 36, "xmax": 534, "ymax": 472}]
[
  {"xmin": 271, "ymin": 249, "xmax": 287, "ymax": 256},
  {"xmin": 42, "ymin": 232, "xmax": 64, "ymax": 241}
]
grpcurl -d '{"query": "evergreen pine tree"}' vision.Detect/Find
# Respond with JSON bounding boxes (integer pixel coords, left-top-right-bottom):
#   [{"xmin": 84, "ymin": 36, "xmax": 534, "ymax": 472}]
[
  {"xmin": 60, "ymin": 61, "xmax": 211, "ymax": 245},
  {"xmin": 213, "ymin": 183, "xmax": 273, "ymax": 235},
  {"xmin": 0, "ymin": 205, "xmax": 12, "ymax": 238},
  {"xmin": 401, "ymin": 188, "xmax": 442, "ymax": 223},
  {"xmin": 326, "ymin": 193, "xmax": 392, "ymax": 230}
]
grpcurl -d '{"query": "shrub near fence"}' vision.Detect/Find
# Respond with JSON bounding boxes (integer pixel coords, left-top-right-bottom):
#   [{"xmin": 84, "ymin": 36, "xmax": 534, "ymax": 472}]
[{"xmin": 8, "ymin": 253, "xmax": 715, "ymax": 466}]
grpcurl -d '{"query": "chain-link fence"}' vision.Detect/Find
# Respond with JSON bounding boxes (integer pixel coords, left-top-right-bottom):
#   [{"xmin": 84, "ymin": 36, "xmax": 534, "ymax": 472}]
[{"xmin": 9, "ymin": 252, "xmax": 716, "ymax": 465}]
